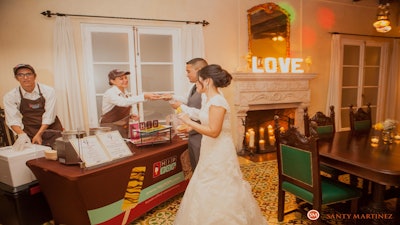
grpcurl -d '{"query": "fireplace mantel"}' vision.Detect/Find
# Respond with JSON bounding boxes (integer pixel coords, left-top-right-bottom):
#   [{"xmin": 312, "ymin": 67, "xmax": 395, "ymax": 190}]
[{"xmin": 231, "ymin": 72, "xmax": 317, "ymax": 153}]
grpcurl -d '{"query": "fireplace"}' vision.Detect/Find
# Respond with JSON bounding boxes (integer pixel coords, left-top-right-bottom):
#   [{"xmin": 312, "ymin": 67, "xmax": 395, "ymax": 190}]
[
  {"xmin": 231, "ymin": 72, "xmax": 317, "ymax": 154},
  {"xmin": 244, "ymin": 108, "xmax": 295, "ymax": 154}
]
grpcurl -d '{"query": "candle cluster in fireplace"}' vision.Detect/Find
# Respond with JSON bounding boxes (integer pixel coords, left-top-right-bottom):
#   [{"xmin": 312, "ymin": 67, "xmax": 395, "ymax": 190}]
[{"xmin": 245, "ymin": 124, "xmax": 285, "ymax": 152}]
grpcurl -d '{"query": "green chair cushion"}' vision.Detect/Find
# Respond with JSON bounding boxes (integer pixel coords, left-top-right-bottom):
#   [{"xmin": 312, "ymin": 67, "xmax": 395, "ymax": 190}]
[
  {"xmin": 282, "ymin": 177, "xmax": 362, "ymax": 205},
  {"xmin": 354, "ymin": 120, "xmax": 371, "ymax": 131},
  {"xmin": 316, "ymin": 125, "xmax": 333, "ymax": 135}
]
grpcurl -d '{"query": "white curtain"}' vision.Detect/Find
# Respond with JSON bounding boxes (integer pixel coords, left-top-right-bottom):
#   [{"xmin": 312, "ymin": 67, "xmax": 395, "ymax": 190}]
[
  {"xmin": 326, "ymin": 34, "xmax": 341, "ymax": 130},
  {"xmin": 385, "ymin": 39, "xmax": 400, "ymax": 120},
  {"xmin": 54, "ymin": 17, "xmax": 85, "ymax": 130},
  {"xmin": 182, "ymin": 24, "xmax": 205, "ymax": 61}
]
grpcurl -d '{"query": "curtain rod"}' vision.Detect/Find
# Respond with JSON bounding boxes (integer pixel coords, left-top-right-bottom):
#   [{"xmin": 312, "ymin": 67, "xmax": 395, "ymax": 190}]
[
  {"xmin": 330, "ymin": 32, "xmax": 400, "ymax": 39},
  {"xmin": 41, "ymin": 10, "xmax": 210, "ymax": 26}
]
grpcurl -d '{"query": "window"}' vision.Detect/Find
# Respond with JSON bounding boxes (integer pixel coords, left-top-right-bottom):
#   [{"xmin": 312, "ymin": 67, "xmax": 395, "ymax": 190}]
[
  {"xmin": 135, "ymin": 26, "xmax": 184, "ymax": 121},
  {"xmin": 81, "ymin": 24, "xmax": 185, "ymax": 127},
  {"xmin": 338, "ymin": 39, "xmax": 388, "ymax": 130}
]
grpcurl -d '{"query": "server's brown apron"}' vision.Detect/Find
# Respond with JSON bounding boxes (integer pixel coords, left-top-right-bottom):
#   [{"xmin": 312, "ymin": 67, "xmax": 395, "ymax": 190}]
[
  {"xmin": 100, "ymin": 105, "xmax": 131, "ymax": 138},
  {"xmin": 19, "ymin": 84, "xmax": 63, "ymax": 148}
]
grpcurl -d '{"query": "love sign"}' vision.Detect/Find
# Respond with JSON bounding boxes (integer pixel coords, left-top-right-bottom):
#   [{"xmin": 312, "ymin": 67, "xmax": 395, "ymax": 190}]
[{"xmin": 252, "ymin": 56, "xmax": 304, "ymax": 73}]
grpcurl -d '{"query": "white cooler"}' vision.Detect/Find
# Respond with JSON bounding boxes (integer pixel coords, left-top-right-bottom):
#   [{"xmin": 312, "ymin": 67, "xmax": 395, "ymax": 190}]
[{"xmin": 0, "ymin": 145, "xmax": 49, "ymax": 188}]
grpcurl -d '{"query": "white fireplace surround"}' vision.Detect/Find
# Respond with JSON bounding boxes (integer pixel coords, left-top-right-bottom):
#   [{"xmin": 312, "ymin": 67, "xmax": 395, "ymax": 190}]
[{"xmin": 231, "ymin": 72, "xmax": 317, "ymax": 153}]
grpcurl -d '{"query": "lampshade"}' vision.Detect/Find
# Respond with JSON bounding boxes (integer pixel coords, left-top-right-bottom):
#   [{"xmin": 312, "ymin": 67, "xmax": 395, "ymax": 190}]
[
  {"xmin": 373, "ymin": 19, "xmax": 390, "ymax": 28},
  {"xmin": 376, "ymin": 25, "xmax": 392, "ymax": 33}
]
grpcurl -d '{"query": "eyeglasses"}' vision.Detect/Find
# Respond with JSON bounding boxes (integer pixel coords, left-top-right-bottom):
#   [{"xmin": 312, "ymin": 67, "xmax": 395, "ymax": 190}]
[{"xmin": 16, "ymin": 73, "xmax": 34, "ymax": 78}]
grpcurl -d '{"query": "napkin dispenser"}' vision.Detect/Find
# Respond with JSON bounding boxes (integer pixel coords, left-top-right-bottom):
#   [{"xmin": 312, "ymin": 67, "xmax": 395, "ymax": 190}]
[{"xmin": 55, "ymin": 131, "xmax": 86, "ymax": 165}]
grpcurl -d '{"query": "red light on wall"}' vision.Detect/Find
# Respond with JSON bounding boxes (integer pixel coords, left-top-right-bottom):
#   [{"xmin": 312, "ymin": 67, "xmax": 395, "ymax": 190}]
[{"xmin": 317, "ymin": 7, "xmax": 335, "ymax": 30}]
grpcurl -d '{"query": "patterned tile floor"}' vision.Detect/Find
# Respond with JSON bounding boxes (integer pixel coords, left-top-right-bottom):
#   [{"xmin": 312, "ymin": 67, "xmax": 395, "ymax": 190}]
[{"xmin": 129, "ymin": 156, "xmax": 399, "ymax": 225}]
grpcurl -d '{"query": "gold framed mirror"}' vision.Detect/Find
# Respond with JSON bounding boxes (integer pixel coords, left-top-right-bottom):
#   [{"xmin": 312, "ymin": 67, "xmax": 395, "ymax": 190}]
[{"xmin": 248, "ymin": 3, "xmax": 290, "ymax": 59}]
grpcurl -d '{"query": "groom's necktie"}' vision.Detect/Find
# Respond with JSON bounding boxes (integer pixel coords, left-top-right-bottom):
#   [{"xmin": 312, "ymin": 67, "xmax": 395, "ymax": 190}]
[{"xmin": 189, "ymin": 85, "xmax": 197, "ymax": 97}]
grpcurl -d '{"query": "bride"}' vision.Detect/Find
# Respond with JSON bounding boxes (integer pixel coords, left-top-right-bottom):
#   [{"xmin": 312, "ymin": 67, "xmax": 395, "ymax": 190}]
[{"xmin": 174, "ymin": 64, "xmax": 267, "ymax": 225}]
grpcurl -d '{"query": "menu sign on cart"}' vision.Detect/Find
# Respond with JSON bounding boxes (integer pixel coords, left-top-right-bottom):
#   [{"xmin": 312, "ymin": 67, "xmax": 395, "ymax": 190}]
[
  {"xmin": 96, "ymin": 131, "xmax": 133, "ymax": 159},
  {"xmin": 69, "ymin": 130, "xmax": 133, "ymax": 168}
]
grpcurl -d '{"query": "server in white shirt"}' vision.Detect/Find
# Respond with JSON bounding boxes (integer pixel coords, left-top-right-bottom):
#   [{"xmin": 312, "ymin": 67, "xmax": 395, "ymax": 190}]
[
  {"xmin": 100, "ymin": 69, "xmax": 160, "ymax": 138},
  {"xmin": 3, "ymin": 64, "xmax": 63, "ymax": 150}
]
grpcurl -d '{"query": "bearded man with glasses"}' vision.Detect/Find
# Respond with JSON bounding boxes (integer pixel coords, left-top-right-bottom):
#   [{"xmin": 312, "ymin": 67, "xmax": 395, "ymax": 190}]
[{"xmin": 3, "ymin": 64, "xmax": 63, "ymax": 150}]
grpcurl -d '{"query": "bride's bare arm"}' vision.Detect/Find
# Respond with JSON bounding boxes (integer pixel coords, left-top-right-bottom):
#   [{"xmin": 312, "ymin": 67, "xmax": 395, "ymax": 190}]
[{"xmin": 180, "ymin": 105, "xmax": 225, "ymax": 138}]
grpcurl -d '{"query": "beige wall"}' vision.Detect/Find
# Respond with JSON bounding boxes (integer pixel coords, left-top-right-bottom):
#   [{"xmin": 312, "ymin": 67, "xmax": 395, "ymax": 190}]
[{"xmin": 1, "ymin": 0, "xmax": 399, "ymax": 127}]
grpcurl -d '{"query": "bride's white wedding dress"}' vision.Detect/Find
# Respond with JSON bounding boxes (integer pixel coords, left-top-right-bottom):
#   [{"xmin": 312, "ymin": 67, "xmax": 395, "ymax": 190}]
[{"xmin": 174, "ymin": 94, "xmax": 267, "ymax": 225}]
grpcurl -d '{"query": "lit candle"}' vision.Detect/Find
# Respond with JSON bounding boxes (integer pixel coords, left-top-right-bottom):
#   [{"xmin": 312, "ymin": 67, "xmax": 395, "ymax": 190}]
[
  {"xmin": 259, "ymin": 140, "xmax": 265, "ymax": 150},
  {"xmin": 259, "ymin": 127, "xmax": 265, "ymax": 140},
  {"xmin": 370, "ymin": 136, "xmax": 379, "ymax": 144},
  {"xmin": 249, "ymin": 130, "xmax": 255, "ymax": 148},
  {"xmin": 245, "ymin": 132, "xmax": 250, "ymax": 145},
  {"xmin": 268, "ymin": 125, "xmax": 274, "ymax": 136},
  {"xmin": 280, "ymin": 127, "xmax": 285, "ymax": 133},
  {"xmin": 269, "ymin": 135, "xmax": 276, "ymax": 146}
]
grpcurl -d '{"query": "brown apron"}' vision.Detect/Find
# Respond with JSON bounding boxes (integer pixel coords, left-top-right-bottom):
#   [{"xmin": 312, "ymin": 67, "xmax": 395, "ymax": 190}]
[
  {"xmin": 19, "ymin": 84, "xmax": 63, "ymax": 148},
  {"xmin": 100, "ymin": 105, "xmax": 131, "ymax": 138}
]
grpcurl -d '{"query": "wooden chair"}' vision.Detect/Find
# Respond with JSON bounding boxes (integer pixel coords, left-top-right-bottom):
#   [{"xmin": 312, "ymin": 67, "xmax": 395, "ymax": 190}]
[
  {"xmin": 349, "ymin": 103, "xmax": 372, "ymax": 136},
  {"xmin": 274, "ymin": 115, "xmax": 362, "ymax": 222},
  {"xmin": 304, "ymin": 106, "xmax": 335, "ymax": 139},
  {"xmin": 304, "ymin": 106, "xmax": 346, "ymax": 181}
]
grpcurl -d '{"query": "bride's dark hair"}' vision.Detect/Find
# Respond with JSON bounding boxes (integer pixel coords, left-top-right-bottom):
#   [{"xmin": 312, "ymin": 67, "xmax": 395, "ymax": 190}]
[{"xmin": 197, "ymin": 64, "xmax": 232, "ymax": 88}]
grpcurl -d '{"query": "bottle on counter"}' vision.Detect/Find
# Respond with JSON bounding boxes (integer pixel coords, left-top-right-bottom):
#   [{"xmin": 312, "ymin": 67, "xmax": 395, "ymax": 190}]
[{"xmin": 129, "ymin": 119, "xmax": 140, "ymax": 140}]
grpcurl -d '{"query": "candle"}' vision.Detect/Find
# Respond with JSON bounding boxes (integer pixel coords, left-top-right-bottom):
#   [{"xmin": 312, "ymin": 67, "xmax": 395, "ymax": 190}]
[
  {"xmin": 269, "ymin": 135, "xmax": 276, "ymax": 146},
  {"xmin": 268, "ymin": 125, "xmax": 274, "ymax": 135},
  {"xmin": 245, "ymin": 132, "xmax": 250, "ymax": 145},
  {"xmin": 280, "ymin": 127, "xmax": 285, "ymax": 133},
  {"xmin": 249, "ymin": 130, "xmax": 255, "ymax": 148},
  {"xmin": 259, "ymin": 127, "xmax": 265, "ymax": 140},
  {"xmin": 259, "ymin": 140, "xmax": 265, "ymax": 150},
  {"xmin": 370, "ymin": 136, "xmax": 379, "ymax": 144}
]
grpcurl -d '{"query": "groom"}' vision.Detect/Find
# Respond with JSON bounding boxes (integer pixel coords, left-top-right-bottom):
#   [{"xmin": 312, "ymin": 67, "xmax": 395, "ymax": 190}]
[{"xmin": 163, "ymin": 58, "xmax": 208, "ymax": 170}]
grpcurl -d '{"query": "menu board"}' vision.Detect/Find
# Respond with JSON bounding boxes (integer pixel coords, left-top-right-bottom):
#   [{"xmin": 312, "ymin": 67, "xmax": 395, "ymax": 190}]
[
  {"xmin": 69, "ymin": 131, "xmax": 133, "ymax": 168},
  {"xmin": 96, "ymin": 131, "xmax": 133, "ymax": 159}
]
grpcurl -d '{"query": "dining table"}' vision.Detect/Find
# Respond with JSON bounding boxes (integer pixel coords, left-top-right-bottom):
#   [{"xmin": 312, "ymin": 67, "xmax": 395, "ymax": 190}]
[{"xmin": 317, "ymin": 130, "xmax": 400, "ymax": 217}]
